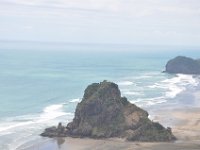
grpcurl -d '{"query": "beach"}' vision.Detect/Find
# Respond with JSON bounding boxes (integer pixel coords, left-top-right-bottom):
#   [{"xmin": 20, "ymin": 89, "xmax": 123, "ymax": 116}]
[
  {"xmin": 1, "ymin": 0, "xmax": 200, "ymax": 148},
  {"xmin": 23, "ymin": 91, "xmax": 200, "ymax": 150},
  {"xmin": 1, "ymin": 50, "xmax": 200, "ymax": 149}
]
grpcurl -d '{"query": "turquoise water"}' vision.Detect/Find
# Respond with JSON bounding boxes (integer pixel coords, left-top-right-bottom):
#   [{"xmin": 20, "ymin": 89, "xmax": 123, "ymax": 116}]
[{"xmin": 0, "ymin": 47, "xmax": 199, "ymax": 149}]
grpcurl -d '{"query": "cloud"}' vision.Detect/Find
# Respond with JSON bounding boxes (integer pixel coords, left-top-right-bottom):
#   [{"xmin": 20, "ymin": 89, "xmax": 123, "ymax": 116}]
[
  {"xmin": 1, "ymin": 0, "xmax": 200, "ymax": 19},
  {"xmin": 0, "ymin": 0, "xmax": 200, "ymax": 46},
  {"xmin": 24, "ymin": 25, "xmax": 33, "ymax": 30}
]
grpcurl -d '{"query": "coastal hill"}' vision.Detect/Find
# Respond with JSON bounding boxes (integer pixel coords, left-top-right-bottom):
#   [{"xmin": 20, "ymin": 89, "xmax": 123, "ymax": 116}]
[
  {"xmin": 165, "ymin": 56, "xmax": 200, "ymax": 74},
  {"xmin": 41, "ymin": 81, "xmax": 176, "ymax": 142}
]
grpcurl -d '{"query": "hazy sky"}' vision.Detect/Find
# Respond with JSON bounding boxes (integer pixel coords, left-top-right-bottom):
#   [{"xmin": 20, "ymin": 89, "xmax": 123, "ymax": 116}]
[{"xmin": 0, "ymin": 0, "xmax": 200, "ymax": 46}]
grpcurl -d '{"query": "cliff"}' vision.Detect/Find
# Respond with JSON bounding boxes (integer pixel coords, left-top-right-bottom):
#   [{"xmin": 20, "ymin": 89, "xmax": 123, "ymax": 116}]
[{"xmin": 41, "ymin": 81, "xmax": 176, "ymax": 142}]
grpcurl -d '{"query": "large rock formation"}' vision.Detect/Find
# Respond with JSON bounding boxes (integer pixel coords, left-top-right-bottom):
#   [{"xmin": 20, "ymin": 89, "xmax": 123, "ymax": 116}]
[
  {"xmin": 41, "ymin": 81, "xmax": 176, "ymax": 142},
  {"xmin": 165, "ymin": 56, "xmax": 200, "ymax": 74}
]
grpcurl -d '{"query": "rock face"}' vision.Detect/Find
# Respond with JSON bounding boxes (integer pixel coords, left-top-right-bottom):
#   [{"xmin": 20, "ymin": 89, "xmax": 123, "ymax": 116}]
[
  {"xmin": 41, "ymin": 81, "xmax": 176, "ymax": 142},
  {"xmin": 165, "ymin": 56, "xmax": 200, "ymax": 74}
]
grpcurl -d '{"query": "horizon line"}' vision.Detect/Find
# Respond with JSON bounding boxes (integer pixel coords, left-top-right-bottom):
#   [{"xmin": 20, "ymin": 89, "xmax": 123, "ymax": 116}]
[{"xmin": 1, "ymin": 39, "xmax": 200, "ymax": 48}]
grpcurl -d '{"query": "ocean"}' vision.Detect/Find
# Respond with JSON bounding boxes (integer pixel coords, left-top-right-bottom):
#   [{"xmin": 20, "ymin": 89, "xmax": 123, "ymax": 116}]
[{"xmin": 0, "ymin": 45, "xmax": 200, "ymax": 149}]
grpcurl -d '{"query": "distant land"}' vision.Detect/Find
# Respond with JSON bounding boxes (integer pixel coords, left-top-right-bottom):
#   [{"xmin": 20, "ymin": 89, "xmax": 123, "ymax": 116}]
[{"xmin": 165, "ymin": 56, "xmax": 200, "ymax": 74}]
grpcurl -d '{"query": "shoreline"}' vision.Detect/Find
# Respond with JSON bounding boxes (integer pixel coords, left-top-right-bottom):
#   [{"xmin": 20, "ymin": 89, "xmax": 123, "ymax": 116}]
[
  {"xmin": 21, "ymin": 105, "xmax": 200, "ymax": 150},
  {"xmin": 20, "ymin": 86, "xmax": 200, "ymax": 150}
]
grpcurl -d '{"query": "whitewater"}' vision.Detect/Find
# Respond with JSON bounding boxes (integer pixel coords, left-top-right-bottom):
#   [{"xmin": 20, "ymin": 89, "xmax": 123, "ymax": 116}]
[{"xmin": 0, "ymin": 49, "xmax": 200, "ymax": 149}]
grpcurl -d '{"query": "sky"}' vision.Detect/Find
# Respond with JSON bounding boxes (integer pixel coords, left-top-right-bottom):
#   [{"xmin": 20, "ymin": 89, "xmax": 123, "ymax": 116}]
[{"xmin": 0, "ymin": 0, "xmax": 200, "ymax": 47}]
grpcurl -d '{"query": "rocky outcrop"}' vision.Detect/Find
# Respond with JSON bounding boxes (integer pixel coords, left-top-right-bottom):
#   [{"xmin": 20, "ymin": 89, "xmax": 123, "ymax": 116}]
[
  {"xmin": 41, "ymin": 122, "xmax": 68, "ymax": 137},
  {"xmin": 41, "ymin": 81, "xmax": 176, "ymax": 142},
  {"xmin": 165, "ymin": 56, "xmax": 200, "ymax": 74}
]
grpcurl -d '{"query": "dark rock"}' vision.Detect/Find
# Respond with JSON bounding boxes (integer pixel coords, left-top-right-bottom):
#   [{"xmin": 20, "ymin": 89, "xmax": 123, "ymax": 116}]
[
  {"xmin": 41, "ymin": 81, "xmax": 176, "ymax": 142},
  {"xmin": 165, "ymin": 56, "xmax": 200, "ymax": 74},
  {"xmin": 40, "ymin": 123, "xmax": 68, "ymax": 137}
]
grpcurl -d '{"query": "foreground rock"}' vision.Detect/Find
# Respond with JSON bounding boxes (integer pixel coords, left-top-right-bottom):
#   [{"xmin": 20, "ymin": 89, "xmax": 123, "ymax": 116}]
[
  {"xmin": 165, "ymin": 56, "xmax": 200, "ymax": 74},
  {"xmin": 41, "ymin": 81, "xmax": 176, "ymax": 142}
]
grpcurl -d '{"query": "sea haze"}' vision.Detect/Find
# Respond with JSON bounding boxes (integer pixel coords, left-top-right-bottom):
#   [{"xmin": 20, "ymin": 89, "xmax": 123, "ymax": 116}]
[{"xmin": 0, "ymin": 44, "xmax": 200, "ymax": 149}]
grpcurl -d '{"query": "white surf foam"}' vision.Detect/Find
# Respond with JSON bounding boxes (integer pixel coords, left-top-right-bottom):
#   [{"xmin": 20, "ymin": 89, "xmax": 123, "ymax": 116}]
[
  {"xmin": 123, "ymin": 91, "xmax": 143, "ymax": 96},
  {"xmin": 117, "ymin": 81, "xmax": 134, "ymax": 86},
  {"xmin": 0, "ymin": 121, "xmax": 33, "ymax": 133},
  {"xmin": 162, "ymin": 74, "xmax": 199, "ymax": 98},
  {"xmin": 38, "ymin": 104, "xmax": 67, "ymax": 122},
  {"xmin": 131, "ymin": 96, "xmax": 167, "ymax": 107},
  {"xmin": 162, "ymin": 74, "xmax": 199, "ymax": 86},
  {"xmin": 134, "ymin": 75, "xmax": 152, "ymax": 79},
  {"xmin": 148, "ymin": 74, "xmax": 199, "ymax": 99},
  {"xmin": 69, "ymin": 98, "xmax": 81, "ymax": 103},
  {"xmin": 0, "ymin": 102, "xmax": 75, "ymax": 150},
  {"xmin": 165, "ymin": 85, "xmax": 185, "ymax": 99},
  {"xmin": 0, "ymin": 103, "xmax": 71, "ymax": 133}
]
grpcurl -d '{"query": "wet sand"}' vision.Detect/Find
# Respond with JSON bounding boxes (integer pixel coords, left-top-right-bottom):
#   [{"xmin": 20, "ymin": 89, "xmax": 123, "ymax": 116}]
[
  {"xmin": 56, "ymin": 137, "xmax": 200, "ymax": 150},
  {"xmin": 63, "ymin": 107, "xmax": 200, "ymax": 150},
  {"xmin": 23, "ymin": 106, "xmax": 200, "ymax": 150},
  {"xmin": 23, "ymin": 90, "xmax": 200, "ymax": 150}
]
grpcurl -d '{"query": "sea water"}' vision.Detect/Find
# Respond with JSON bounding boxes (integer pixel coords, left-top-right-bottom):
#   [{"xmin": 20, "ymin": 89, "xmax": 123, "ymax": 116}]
[{"xmin": 0, "ymin": 45, "xmax": 200, "ymax": 149}]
